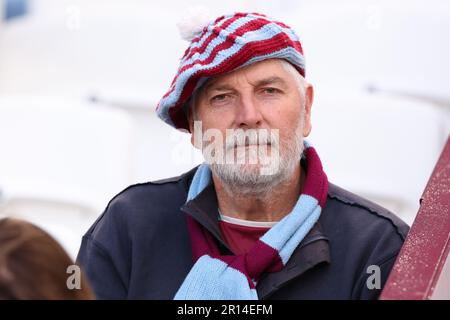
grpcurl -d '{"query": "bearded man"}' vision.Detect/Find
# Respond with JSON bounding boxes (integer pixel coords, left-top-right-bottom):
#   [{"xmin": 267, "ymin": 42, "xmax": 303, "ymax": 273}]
[{"xmin": 77, "ymin": 12, "xmax": 409, "ymax": 300}]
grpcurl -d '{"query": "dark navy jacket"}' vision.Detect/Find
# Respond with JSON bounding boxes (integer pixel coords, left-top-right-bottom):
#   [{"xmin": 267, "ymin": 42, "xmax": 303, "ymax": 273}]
[{"xmin": 76, "ymin": 166, "xmax": 409, "ymax": 300}]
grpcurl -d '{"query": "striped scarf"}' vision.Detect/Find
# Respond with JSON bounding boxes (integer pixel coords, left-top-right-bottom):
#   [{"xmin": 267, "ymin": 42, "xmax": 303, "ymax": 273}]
[{"xmin": 175, "ymin": 141, "xmax": 328, "ymax": 299}]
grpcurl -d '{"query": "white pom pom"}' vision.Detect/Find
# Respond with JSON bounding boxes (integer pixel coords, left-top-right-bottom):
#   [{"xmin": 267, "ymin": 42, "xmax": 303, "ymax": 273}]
[{"xmin": 177, "ymin": 6, "xmax": 214, "ymax": 42}]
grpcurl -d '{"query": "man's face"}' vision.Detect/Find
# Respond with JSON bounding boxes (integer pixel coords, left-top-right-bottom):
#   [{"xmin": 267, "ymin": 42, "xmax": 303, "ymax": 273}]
[{"xmin": 190, "ymin": 58, "xmax": 313, "ymax": 193}]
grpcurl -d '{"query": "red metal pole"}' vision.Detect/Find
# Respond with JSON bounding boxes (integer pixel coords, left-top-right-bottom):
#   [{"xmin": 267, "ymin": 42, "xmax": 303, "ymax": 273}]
[{"xmin": 380, "ymin": 135, "xmax": 450, "ymax": 300}]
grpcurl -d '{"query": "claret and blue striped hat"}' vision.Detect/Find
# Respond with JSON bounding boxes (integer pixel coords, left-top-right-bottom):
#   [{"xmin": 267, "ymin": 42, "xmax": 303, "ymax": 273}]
[{"xmin": 156, "ymin": 12, "xmax": 306, "ymax": 131}]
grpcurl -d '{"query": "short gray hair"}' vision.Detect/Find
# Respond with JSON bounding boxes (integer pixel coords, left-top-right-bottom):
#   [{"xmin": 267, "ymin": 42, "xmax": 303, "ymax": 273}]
[{"xmin": 279, "ymin": 59, "xmax": 306, "ymax": 98}]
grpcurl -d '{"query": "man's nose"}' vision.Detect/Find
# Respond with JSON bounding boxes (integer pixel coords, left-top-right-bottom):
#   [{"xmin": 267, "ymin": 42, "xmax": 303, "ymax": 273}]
[{"xmin": 235, "ymin": 96, "xmax": 263, "ymax": 129}]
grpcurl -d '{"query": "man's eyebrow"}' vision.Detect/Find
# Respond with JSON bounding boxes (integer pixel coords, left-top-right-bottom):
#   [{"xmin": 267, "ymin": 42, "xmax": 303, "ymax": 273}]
[
  {"xmin": 202, "ymin": 76, "xmax": 288, "ymax": 94},
  {"xmin": 204, "ymin": 83, "xmax": 236, "ymax": 93}
]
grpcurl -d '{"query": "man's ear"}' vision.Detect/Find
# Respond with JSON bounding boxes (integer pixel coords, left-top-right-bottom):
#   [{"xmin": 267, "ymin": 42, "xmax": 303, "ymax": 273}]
[
  {"xmin": 187, "ymin": 105, "xmax": 194, "ymax": 134},
  {"xmin": 187, "ymin": 106, "xmax": 195, "ymax": 147},
  {"xmin": 187, "ymin": 105, "xmax": 201, "ymax": 149},
  {"xmin": 302, "ymin": 83, "xmax": 314, "ymax": 137}
]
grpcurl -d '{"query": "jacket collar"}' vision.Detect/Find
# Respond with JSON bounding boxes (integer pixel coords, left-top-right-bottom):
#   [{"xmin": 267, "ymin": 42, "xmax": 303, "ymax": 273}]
[
  {"xmin": 181, "ymin": 183, "xmax": 234, "ymax": 253},
  {"xmin": 180, "ymin": 175, "xmax": 331, "ymax": 300}
]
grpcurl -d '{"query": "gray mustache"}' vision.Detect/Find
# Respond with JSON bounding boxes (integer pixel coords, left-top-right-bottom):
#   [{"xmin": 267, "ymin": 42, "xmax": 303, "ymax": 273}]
[{"xmin": 224, "ymin": 130, "xmax": 279, "ymax": 150}]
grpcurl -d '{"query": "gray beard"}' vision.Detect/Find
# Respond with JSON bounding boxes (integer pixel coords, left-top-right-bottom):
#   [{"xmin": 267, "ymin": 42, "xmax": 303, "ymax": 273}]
[{"xmin": 209, "ymin": 125, "xmax": 304, "ymax": 197}]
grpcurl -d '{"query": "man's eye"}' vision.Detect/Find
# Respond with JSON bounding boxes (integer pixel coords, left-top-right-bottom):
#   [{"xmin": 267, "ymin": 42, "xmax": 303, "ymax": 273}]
[
  {"xmin": 211, "ymin": 94, "xmax": 229, "ymax": 103},
  {"xmin": 262, "ymin": 87, "xmax": 280, "ymax": 94}
]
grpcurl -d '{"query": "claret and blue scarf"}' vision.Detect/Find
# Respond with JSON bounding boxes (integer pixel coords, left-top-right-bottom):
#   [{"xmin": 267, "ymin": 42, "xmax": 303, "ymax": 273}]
[{"xmin": 175, "ymin": 141, "xmax": 328, "ymax": 299}]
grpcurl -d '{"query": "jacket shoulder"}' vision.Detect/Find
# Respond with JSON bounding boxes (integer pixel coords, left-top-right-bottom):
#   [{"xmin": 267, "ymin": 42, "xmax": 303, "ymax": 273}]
[
  {"xmin": 105, "ymin": 165, "xmax": 198, "ymax": 206},
  {"xmin": 326, "ymin": 183, "xmax": 409, "ymax": 240},
  {"xmin": 84, "ymin": 166, "xmax": 198, "ymax": 237}
]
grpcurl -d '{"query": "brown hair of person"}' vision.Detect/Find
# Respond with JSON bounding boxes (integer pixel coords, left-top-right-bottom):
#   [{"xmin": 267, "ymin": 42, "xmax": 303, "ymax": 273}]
[{"xmin": 0, "ymin": 218, "xmax": 94, "ymax": 299}]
